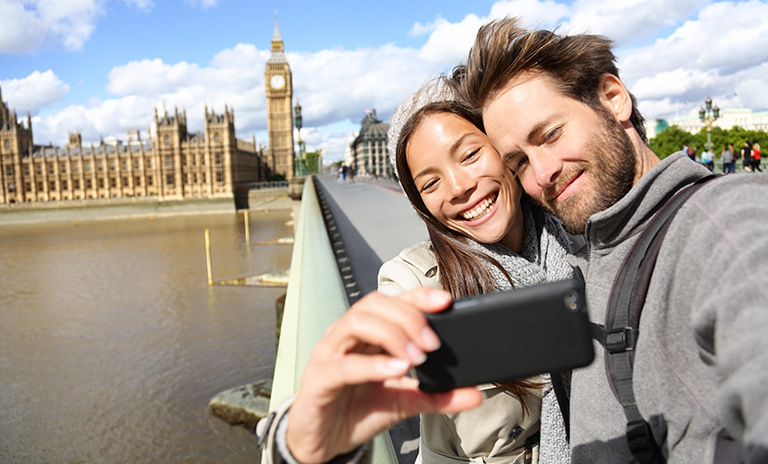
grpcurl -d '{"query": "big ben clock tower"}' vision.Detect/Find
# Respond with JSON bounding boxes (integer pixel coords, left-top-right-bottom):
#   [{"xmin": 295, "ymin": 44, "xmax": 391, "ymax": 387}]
[{"xmin": 265, "ymin": 14, "xmax": 295, "ymax": 179}]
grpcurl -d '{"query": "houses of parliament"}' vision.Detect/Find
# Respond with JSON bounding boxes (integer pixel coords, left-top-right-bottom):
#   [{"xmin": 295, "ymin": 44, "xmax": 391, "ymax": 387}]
[{"xmin": 0, "ymin": 20, "xmax": 295, "ymax": 206}]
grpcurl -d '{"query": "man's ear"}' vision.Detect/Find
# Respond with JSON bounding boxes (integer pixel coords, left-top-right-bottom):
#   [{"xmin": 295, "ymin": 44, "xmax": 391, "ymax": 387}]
[{"xmin": 598, "ymin": 73, "xmax": 632, "ymax": 123}]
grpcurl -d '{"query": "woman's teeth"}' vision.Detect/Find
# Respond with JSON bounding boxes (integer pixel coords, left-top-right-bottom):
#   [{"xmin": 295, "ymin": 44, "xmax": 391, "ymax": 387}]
[{"xmin": 462, "ymin": 194, "xmax": 497, "ymax": 221}]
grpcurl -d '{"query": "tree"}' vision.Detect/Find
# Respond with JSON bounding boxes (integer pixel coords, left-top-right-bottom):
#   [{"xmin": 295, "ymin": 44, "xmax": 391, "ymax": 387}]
[{"xmin": 649, "ymin": 125, "xmax": 691, "ymax": 159}]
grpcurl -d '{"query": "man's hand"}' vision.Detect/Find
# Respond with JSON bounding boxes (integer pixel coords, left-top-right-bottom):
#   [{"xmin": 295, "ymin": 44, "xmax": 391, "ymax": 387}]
[{"xmin": 285, "ymin": 287, "xmax": 484, "ymax": 464}]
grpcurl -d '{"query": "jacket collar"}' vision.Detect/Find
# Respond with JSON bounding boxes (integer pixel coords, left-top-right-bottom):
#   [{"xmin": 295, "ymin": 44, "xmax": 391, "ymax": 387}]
[{"xmin": 585, "ymin": 151, "xmax": 712, "ymax": 250}]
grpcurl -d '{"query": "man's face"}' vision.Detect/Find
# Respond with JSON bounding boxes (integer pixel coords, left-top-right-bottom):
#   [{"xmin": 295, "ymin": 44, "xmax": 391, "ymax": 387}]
[{"xmin": 482, "ymin": 71, "xmax": 636, "ymax": 234}]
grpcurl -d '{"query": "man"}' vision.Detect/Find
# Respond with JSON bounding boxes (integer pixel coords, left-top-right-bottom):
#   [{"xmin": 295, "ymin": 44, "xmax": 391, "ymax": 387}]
[
  {"xmin": 741, "ymin": 140, "xmax": 753, "ymax": 172},
  {"xmin": 258, "ymin": 19, "xmax": 768, "ymax": 464},
  {"xmin": 723, "ymin": 144, "xmax": 735, "ymax": 174},
  {"xmin": 459, "ymin": 17, "xmax": 768, "ymax": 463}
]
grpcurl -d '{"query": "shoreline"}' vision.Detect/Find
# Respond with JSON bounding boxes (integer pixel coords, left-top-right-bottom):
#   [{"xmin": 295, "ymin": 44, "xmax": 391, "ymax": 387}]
[{"xmin": 0, "ymin": 191, "xmax": 294, "ymax": 226}]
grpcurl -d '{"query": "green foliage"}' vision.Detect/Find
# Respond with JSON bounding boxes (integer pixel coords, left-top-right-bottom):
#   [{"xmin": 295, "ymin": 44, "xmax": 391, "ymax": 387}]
[
  {"xmin": 304, "ymin": 151, "xmax": 321, "ymax": 173},
  {"xmin": 651, "ymin": 125, "xmax": 768, "ymax": 159},
  {"xmin": 269, "ymin": 173, "xmax": 286, "ymax": 182},
  {"xmin": 648, "ymin": 126, "xmax": 692, "ymax": 159}
]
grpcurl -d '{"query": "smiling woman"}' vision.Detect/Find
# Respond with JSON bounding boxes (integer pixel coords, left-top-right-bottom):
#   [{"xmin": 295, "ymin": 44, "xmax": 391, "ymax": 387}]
[{"xmin": 256, "ymin": 75, "xmax": 578, "ymax": 464}]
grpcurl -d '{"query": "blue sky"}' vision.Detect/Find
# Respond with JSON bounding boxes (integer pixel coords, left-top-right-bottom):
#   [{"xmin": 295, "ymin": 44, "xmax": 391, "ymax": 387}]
[{"xmin": 1, "ymin": 0, "xmax": 767, "ymax": 162}]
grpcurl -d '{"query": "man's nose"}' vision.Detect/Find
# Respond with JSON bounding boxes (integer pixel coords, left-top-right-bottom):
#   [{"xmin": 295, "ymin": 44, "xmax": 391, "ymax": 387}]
[{"xmin": 528, "ymin": 150, "xmax": 562, "ymax": 188}]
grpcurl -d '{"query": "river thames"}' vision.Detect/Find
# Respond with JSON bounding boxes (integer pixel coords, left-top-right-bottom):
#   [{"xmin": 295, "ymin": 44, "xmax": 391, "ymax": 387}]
[{"xmin": 0, "ymin": 209, "xmax": 293, "ymax": 463}]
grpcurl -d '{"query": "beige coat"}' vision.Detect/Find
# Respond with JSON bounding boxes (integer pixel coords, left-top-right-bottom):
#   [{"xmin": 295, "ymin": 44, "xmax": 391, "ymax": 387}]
[{"xmin": 377, "ymin": 241, "xmax": 542, "ymax": 464}]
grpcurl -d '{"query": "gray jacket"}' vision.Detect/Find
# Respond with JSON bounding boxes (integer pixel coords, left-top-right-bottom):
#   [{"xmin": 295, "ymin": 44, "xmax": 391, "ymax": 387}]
[{"xmin": 569, "ymin": 152, "xmax": 768, "ymax": 463}]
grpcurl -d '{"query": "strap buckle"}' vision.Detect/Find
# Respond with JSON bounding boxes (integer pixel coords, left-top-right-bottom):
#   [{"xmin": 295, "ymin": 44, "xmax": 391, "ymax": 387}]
[{"xmin": 606, "ymin": 327, "xmax": 636, "ymax": 353}]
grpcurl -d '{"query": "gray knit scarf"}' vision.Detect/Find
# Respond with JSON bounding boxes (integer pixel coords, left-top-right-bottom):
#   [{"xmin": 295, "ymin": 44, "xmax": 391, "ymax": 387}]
[
  {"xmin": 467, "ymin": 197, "xmax": 573, "ymax": 464},
  {"xmin": 466, "ymin": 196, "xmax": 574, "ymax": 290}
]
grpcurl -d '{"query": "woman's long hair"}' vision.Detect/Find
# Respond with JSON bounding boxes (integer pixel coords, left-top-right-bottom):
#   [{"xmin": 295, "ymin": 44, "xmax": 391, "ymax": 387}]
[{"xmin": 395, "ymin": 100, "xmax": 544, "ymax": 402}]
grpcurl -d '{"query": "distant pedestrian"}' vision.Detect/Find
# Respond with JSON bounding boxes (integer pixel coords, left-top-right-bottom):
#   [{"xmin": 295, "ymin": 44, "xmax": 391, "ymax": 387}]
[
  {"xmin": 701, "ymin": 147, "xmax": 714, "ymax": 171},
  {"xmin": 752, "ymin": 142, "xmax": 762, "ymax": 172},
  {"xmin": 741, "ymin": 140, "xmax": 753, "ymax": 173},
  {"xmin": 722, "ymin": 145, "xmax": 735, "ymax": 174},
  {"xmin": 730, "ymin": 143, "xmax": 739, "ymax": 171}
]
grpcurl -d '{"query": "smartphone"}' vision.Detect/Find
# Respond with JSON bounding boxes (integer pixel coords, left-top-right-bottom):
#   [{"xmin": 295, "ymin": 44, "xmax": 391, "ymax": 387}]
[{"xmin": 415, "ymin": 277, "xmax": 594, "ymax": 393}]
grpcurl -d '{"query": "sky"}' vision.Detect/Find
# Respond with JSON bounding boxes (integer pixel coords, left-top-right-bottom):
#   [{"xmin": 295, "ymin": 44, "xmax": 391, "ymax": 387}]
[{"xmin": 1, "ymin": 0, "xmax": 767, "ymax": 163}]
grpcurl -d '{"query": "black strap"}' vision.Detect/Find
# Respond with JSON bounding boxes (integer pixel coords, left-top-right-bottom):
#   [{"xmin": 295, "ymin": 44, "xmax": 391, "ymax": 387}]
[{"xmin": 594, "ymin": 174, "xmax": 718, "ymax": 464}]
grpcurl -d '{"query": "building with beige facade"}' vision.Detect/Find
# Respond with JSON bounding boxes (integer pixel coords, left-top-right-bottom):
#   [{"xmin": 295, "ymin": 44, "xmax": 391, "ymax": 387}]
[
  {"xmin": 1, "ymin": 18, "xmax": 297, "ymax": 206},
  {"xmin": 647, "ymin": 107, "xmax": 768, "ymax": 139},
  {"xmin": 0, "ymin": 90, "xmax": 270, "ymax": 205},
  {"xmin": 348, "ymin": 109, "xmax": 391, "ymax": 178}
]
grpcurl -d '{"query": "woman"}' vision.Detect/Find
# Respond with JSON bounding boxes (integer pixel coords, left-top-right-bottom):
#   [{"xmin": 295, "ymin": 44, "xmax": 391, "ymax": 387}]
[
  {"xmin": 753, "ymin": 142, "xmax": 762, "ymax": 172},
  {"xmin": 258, "ymin": 77, "xmax": 576, "ymax": 464},
  {"xmin": 377, "ymin": 77, "xmax": 574, "ymax": 464}
]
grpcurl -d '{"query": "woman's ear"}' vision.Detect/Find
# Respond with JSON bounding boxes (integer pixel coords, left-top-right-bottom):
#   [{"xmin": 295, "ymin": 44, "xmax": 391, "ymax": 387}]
[{"xmin": 598, "ymin": 73, "xmax": 632, "ymax": 123}]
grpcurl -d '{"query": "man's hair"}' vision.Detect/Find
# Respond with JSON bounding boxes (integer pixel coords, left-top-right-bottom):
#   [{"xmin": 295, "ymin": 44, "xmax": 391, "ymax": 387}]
[{"xmin": 457, "ymin": 17, "xmax": 647, "ymax": 142}]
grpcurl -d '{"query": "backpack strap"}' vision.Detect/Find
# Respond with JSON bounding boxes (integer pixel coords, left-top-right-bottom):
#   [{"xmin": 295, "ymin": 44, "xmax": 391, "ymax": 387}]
[{"xmin": 594, "ymin": 174, "xmax": 718, "ymax": 464}]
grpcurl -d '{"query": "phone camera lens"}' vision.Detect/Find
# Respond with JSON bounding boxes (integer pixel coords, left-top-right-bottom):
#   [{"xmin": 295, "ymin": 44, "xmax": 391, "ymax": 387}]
[{"xmin": 563, "ymin": 290, "xmax": 579, "ymax": 311}]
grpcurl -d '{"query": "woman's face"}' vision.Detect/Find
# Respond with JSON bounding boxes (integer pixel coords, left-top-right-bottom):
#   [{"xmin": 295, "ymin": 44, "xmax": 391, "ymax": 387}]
[{"xmin": 407, "ymin": 111, "xmax": 524, "ymax": 250}]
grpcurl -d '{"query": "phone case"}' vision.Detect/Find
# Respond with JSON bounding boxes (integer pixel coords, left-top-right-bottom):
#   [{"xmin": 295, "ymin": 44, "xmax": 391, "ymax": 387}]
[{"xmin": 415, "ymin": 277, "xmax": 594, "ymax": 393}]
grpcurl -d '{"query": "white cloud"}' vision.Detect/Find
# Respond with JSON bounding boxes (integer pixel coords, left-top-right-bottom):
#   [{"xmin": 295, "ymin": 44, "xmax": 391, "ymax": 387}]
[
  {"xmin": 622, "ymin": 0, "xmax": 768, "ymax": 119},
  {"xmin": 0, "ymin": 0, "xmax": 107, "ymax": 53},
  {"xmin": 1, "ymin": 70, "xmax": 69, "ymax": 114}
]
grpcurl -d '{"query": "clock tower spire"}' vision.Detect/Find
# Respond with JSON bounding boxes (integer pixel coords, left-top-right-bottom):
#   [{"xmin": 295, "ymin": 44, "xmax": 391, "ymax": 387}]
[{"xmin": 264, "ymin": 12, "xmax": 295, "ymax": 178}]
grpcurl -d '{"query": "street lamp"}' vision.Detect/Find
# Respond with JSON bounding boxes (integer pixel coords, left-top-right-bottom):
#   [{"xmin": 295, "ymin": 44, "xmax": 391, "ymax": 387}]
[
  {"xmin": 698, "ymin": 95, "xmax": 720, "ymax": 150},
  {"xmin": 294, "ymin": 101, "xmax": 306, "ymax": 175}
]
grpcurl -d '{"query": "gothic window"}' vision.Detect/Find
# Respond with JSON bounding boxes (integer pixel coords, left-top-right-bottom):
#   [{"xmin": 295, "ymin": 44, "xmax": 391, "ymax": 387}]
[
  {"xmin": 84, "ymin": 161, "xmax": 91, "ymax": 174},
  {"xmin": 146, "ymin": 158, "xmax": 152, "ymax": 169},
  {"xmin": 164, "ymin": 135, "xmax": 171, "ymax": 145},
  {"xmin": 98, "ymin": 179, "xmax": 104, "ymax": 188},
  {"xmin": 214, "ymin": 133, "xmax": 221, "ymax": 143},
  {"xmin": 25, "ymin": 182, "xmax": 31, "ymax": 192},
  {"xmin": 49, "ymin": 181, "xmax": 55, "ymax": 190},
  {"xmin": 215, "ymin": 170, "xmax": 223, "ymax": 183},
  {"xmin": 36, "ymin": 163, "xmax": 42, "ymax": 175},
  {"xmin": 166, "ymin": 173, "xmax": 174, "ymax": 185},
  {"xmin": 23, "ymin": 165, "xmax": 29, "ymax": 175},
  {"xmin": 48, "ymin": 163, "xmax": 55, "ymax": 175},
  {"xmin": 62, "ymin": 180, "xmax": 67, "ymax": 190},
  {"xmin": 111, "ymin": 178, "xmax": 117, "ymax": 188},
  {"xmin": 5, "ymin": 165, "xmax": 12, "ymax": 177},
  {"xmin": 72, "ymin": 161, "xmax": 79, "ymax": 174},
  {"xmin": 165, "ymin": 155, "xmax": 173, "ymax": 168},
  {"xmin": 86, "ymin": 179, "xmax": 92, "ymax": 189},
  {"xmin": 97, "ymin": 160, "xmax": 103, "ymax": 173},
  {"xmin": 109, "ymin": 159, "xmax": 115, "ymax": 172},
  {"xmin": 3, "ymin": 140, "xmax": 9, "ymax": 151},
  {"xmin": 73, "ymin": 179, "xmax": 80, "ymax": 189},
  {"xmin": 60, "ymin": 162, "xmax": 67, "ymax": 173},
  {"xmin": 121, "ymin": 159, "xmax": 127, "ymax": 171}
]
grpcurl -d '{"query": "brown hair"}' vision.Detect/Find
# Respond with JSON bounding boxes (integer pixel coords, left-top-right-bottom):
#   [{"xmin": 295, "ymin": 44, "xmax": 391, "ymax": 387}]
[
  {"xmin": 395, "ymin": 98, "xmax": 544, "ymax": 401},
  {"xmin": 457, "ymin": 17, "xmax": 647, "ymax": 142}
]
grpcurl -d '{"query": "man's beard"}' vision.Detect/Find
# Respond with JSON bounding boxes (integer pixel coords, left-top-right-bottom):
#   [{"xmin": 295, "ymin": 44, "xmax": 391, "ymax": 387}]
[{"xmin": 537, "ymin": 109, "xmax": 637, "ymax": 235}]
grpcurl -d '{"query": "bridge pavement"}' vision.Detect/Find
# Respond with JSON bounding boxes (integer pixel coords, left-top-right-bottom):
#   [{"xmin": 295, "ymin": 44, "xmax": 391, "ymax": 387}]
[
  {"xmin": 312, "ymin": 174, "xmax": 428, "ymax": 464},
  {"xmin": 313, "ymin": 174, "xmax": 428, "ymax": 297}
]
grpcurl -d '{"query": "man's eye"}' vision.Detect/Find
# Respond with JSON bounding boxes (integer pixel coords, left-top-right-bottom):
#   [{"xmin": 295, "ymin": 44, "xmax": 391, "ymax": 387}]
[
  {"xmin": 509, "ymin": 157, "xmax": 528, "ymax": 175},
  {"xmin": 544, "ymin": 127, "xmax": 562, "ymax": 143}
]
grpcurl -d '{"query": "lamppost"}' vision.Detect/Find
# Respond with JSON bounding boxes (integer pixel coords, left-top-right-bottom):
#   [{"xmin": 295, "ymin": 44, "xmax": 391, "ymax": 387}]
[
  {"xmin": 698, "ymin": 95, "xmax": 720, "ymax": 150},
  {"xmin": 294, "ymin": 101, "xmax": 306, "ymax": 175}
]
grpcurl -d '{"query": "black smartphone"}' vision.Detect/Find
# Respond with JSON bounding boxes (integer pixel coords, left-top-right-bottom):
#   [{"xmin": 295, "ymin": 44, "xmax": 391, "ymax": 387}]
[{"xmin": 415, "ymin": 277, "xmax": 594, "ymax": 393}]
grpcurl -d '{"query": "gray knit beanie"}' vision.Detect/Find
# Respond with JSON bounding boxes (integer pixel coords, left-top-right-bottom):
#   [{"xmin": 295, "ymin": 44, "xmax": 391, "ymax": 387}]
[{"xmin": 387, "ymin": 76, "xmax": 457, "ymax": 179}]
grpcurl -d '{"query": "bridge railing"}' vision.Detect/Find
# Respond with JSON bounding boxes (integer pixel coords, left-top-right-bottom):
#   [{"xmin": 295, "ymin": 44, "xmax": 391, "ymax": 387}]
[{"xmin": 268, "ymin": 175, "xmax": 398, "ymax": 464}]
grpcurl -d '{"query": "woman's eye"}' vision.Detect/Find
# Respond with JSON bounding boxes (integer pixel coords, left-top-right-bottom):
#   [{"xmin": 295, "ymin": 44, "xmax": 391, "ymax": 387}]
[
  {"xmin": 420, "ymin": 179, "xmax": 438, "ymax": 192},
  {"xmin": 463, "ymin": 148, "xmax": 481, "ymax": 162}
]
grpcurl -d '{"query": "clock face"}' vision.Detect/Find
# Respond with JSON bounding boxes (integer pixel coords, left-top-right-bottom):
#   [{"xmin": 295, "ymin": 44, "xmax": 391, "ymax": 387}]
[{"xmin": 270, "ymin": 74, "xmax": 286, "ymax": 90}]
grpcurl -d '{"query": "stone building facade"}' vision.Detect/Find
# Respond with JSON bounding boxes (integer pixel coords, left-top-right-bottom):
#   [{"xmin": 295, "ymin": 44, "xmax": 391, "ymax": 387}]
[
  {"xmin": 1, "ymin": 18, "xmax": 297, "ymax": 205},
  {"xmin": 264, "ymin": 17, "xmax": 295, "ymax": 179},
  {"xmin": 0, "ymin": 89, "xmax": 270, "ymax": 205},
  {"xmin": 348, "ymin": 109, "xmax": 391, "ymax": 178}
]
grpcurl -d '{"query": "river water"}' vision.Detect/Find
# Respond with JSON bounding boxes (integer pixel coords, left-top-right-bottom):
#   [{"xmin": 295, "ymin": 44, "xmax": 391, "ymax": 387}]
[{"xmin": 0, "ymin": 210, "xmax": 293, "ymax": 463}]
